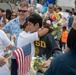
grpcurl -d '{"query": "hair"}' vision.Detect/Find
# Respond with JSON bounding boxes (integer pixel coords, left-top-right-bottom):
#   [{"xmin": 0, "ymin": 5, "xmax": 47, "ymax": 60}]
[
  {"xmin": 69, "ymin": 11, "xmax": 73, "ymax": 15},
  {"xmin": 67, "ymin": 19, "xmax": 76, "ymax": 52},
  {"xmin": 19, "ymin": 1, "xmax": 28, "ymax": 8},
  {"xmin": 57, "ymin": 7, "xmax": 62, "ymax": 11},
  {"xmin": 26, "ymin": 13, "xmax": 42, "ymax": 28},
  {"xmin": 11, "ymin": 11, "xmax": 17, "ymax": 17},
  {"xmin": 43, "ymin": 19, "xmax": 53, "ymax": 33},
  {"xmin": 6, "ymin": 9, "xmax": 12, "ymax": 20},
  {"xmin": 48, "ymin": 4, "xmax": 54, "ymax": 8},
  {"xmin": 62, "ymin": 26, "xmax": 66, "ymax": 30}
]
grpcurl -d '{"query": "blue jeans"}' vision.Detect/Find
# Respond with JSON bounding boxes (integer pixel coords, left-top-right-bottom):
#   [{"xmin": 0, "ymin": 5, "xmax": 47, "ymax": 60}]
[{"xmin": 11, "ymin": 59, "xmax": 18, "ymax": 75}]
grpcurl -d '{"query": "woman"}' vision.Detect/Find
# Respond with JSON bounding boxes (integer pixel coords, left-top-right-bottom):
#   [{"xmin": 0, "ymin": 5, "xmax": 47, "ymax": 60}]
[
  {"xmin": 10, "ymin": 11, "xmax": 17, "ymax": 20},
  {"xmin": 0, "ymin": 30, "xmax": 15, "ymax": 75}
]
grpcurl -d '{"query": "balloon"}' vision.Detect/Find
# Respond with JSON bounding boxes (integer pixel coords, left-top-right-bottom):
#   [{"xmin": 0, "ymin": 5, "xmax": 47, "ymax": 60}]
[
  {"xmin": 42, "ymin": 7, "xmax": 47, "ymax": 13},
  {"xmin": 42, "ymin": 4, "xmax": 48, "ymax": 13}
]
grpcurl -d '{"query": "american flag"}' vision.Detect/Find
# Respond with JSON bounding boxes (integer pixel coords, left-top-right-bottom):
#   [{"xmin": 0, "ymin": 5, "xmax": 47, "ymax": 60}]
[{"xmin": 13, "ymin": 43, "xmax": 31, "ymax": 75}]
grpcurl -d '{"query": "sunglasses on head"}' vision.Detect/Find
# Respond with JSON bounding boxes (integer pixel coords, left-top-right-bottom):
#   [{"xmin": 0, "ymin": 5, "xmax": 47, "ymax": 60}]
[{"xmin": 18, "ymin": 9, "xmax": 27, "ymax": 13}]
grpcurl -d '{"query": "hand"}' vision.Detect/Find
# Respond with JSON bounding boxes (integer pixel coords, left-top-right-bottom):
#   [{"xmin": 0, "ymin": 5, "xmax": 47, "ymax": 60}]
[
  {"xmin": 42, "ymin": 59, "xmax": 51, "ymax": 68},
  {"xmin": 64, "ymin": 46, "xmax": 69, "ymax": 53},
  {"xmin": 0, "ymin": 56, "xmax": 6, "ymax": 67},
  {"xmin": 11, "ymin": 34, "xmax": 16, "ymax": 42}
]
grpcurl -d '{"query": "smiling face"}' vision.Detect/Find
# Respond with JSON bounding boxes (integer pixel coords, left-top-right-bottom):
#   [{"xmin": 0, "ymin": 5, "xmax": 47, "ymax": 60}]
[
  {"xmin": 17, "ymin": 2, "xmax": 28, "ymax": 19},
  {"xmin": 17, "ymin": 6, "xmax": 28, "ymax": 19}
]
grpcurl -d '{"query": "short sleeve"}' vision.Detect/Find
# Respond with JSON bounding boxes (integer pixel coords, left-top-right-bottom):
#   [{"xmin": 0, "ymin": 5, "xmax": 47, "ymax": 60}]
[
  {"xmin": 0, "ymin": 30, "xmax": 11, "ymax": 47},
  {"xmin": 2, "ymin": 21, "xmax": 11, "ymax": 33},
  {"xmin": 27, "ymin": 32, "xmax": 39, "ymax": 42}
]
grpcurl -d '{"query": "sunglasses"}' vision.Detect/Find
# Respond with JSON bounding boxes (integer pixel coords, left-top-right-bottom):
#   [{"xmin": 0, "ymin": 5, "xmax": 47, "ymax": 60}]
[
  {"xmin": 18, "ymin": 9, "xmax": 28, "ymax": 13},
  {"xmin": 11, "ymin": 15, "xmax": 16, "ymax": 16}
]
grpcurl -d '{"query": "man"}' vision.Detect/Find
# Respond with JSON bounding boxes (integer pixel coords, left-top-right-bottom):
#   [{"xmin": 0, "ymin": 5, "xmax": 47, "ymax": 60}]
[
  {"xmin": 44, "ymin": 4, "xmax": 60, "ymax": 21},
  {"xmin": 0, "ymin": 56, "xmax": 6, "ymax": 67},
  {"xmin": 2, "ymin": 2, "xmax": 29, "ymax": 75},
  {"xmin": 68, "ymin": 11, "xmax": 74, "ymax": 29},
  {"xmin": 26, "ymin": 13, "xmax": 62, "ymax": 75},
  {"xmin": 43, "ymin": 4, "xmax": 61, "ymax": 42}
]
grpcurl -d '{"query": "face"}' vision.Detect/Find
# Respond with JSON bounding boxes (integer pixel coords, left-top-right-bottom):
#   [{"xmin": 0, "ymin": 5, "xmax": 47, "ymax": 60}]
[
  {"xmin": 11, "ymin": 12, "xmax": 17, "ymax": 19},
  {"xmin": 24, "ymin": 24, "xmax": 30, "ymax": 32},
  {"xmin": 17, "ymin": 6, "xmax": 28, "ymax": 19},
  {"xmin": 27, "ymin": 21, "xmax": 39, "ymax": 33},
  {"xmin": 48, "ymin": 5, "xmax": 54, "ymax": 13}
]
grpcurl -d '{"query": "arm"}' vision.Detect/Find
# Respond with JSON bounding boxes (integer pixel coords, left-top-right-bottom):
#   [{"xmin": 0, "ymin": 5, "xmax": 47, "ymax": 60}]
[
  {"xmin": 64, "ymin": 46, "xmax": 69, "ymax": 53},
  {"xmin": 18, "ymin": 28, "xmax": 49, "ymax": 43},
  {"xmin": 38, "ymin": 28, "xmax": 49, "ymax": 37},
  {"xmin": 7, "ymin": 34, "xmax": 16, "ymax": 50},
  {"xmin": 0, "ymin": 30, "xmax": 14, "ymax": 50},
  {"xmin": 2, "ymin": 20, "xmax": 11, "ymax": 33},
  {"xmin": 7, "ymin": 41, "xmax": 14, "ymax": 50},
  {"xmin": 47, "ymin": 34, "xmax": 62, "ymax": 58}
]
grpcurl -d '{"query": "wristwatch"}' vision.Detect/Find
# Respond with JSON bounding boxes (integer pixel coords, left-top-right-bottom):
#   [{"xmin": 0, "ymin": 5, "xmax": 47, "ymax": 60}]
[{"xmin": 50, "ymin": 57, "xmax": 54, "ymax": 60}]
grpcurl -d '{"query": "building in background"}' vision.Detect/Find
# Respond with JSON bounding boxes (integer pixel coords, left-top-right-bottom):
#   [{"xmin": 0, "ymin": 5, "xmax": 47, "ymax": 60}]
[{"xmin": 56, "ymin": 0, "xmax": 75, "ymax": 10}]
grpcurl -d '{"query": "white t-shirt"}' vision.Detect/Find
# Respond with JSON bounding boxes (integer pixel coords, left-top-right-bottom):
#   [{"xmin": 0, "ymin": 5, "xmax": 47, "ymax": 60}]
[
  {"xmin": 17, "ymin": 31, "xmax": 39, "ymax": 57},
  {"xmin": 0, "ymin": 30, "xmax": 11, "ymax": 75}
]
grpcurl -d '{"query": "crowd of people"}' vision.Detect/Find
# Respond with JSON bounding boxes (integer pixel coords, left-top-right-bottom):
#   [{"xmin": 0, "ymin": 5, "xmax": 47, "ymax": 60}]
[{"xmin": 0, "ymin": 1, "xmax": 76, "ymax": 75}]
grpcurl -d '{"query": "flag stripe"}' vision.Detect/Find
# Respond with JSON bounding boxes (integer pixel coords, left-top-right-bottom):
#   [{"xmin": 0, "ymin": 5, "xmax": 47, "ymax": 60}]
[
  {"xmin": 19, "ymin": 48, "xmax": 25, "ymax": 74},
  {"xmin": 13, "ymin": 43, "xmax": 31, "ymax": 75}
]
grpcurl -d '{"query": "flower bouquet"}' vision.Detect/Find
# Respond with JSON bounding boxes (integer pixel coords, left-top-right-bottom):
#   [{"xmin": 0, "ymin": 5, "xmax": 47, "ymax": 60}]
[
  {"xmin": 43, "ymin": 11, "xmax": 62, "ymax": 40},
  {"xmin": 30, "ymin": 57, "xmax": 42, "ymax": 73},
  {"xmin": 30, "ymin": 57, "xmax": 48, "ymax": 73},
  {"xmin": 51, "ymin": 19, "xmax": 62, "ymax": 40}
]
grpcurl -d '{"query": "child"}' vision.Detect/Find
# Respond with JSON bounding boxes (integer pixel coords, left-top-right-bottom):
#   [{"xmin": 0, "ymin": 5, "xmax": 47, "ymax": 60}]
[{"xmin": 60, "ymin": 26, "xmax": 68, "ymax": 49}]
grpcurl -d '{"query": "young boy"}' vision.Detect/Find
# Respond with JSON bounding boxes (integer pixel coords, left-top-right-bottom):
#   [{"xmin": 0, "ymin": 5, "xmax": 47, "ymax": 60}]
[
  {"xmin": 60, "ymin": 26, "xmax": 68, "ymax": 49},
  {"xmin": 26, "ymin": 13, "xmax": 62, "ymax": 75}
]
